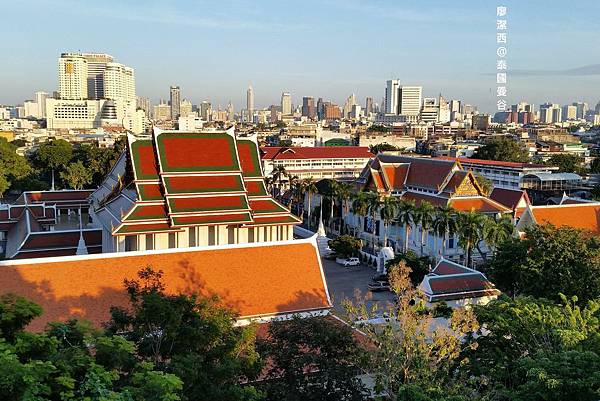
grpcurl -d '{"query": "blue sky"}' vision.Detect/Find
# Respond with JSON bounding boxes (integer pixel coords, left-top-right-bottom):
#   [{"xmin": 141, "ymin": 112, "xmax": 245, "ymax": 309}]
[{"xmin": 2, "ymin": 0, "xmax": 599, "ymax": 112}]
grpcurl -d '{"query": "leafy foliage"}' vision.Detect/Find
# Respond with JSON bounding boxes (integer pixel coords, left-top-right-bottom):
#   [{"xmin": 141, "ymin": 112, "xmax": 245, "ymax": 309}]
[
  {"xmin": 546, "ymin": 153, "xmax": 585, "ymax": 174},
  {"xmin": 328, "ymin": 235, "xmax": 362, "ymax": 257},
  {"xmin": 472, "ymin": 137, "xmax": 530, "ymax": 163},
  {"xmin": 60, "ymin": 160, "xmax": 93, "ymax": 189},
  {"xmin": 257, "ymin": 316, "xmax": 367, "ymax": 401}
]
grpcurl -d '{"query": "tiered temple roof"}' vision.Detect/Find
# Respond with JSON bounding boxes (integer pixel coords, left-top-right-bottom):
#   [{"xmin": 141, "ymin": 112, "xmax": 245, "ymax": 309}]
[
  {"xmin": 91, "ymin": 128, "xmax": 299, "ymax": 236},
  {"xmin": 357, "ymin": 154, "xmax": 510, "ymax": 214}
]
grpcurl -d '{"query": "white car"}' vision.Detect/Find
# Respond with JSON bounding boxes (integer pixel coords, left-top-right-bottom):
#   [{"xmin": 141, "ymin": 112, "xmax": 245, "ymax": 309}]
[{"xmin": 337, "ymin": 257, "xmax": 360, "ymax": 267}]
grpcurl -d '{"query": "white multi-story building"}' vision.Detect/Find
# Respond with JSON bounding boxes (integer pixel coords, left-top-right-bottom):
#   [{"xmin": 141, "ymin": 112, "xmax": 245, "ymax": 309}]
[
  {"xmin": 247, "ymin": 86, "xmax": 254, "ymax": 122},
  {"xmin": 103, "ymin": 62, "xmax": 135, "ymax": 104},
  {"xmin": 82, "ymin": 53, "xmax": 114, "ymax": 99},
  {"xmin": 281, "ymin": 92, "xmax": 292, "ymax": 115},
  {"xmin": 58, "ymin": 53, "xmax": 88, "ymax": 100},
  {"xmin": 35, "ymin": 91, "xmax": 49, "ymax": 118},
  {"xmin": 399, "ymin": 86, "xmax": 422, "ymax": 118},
  {"xmin": 384, "ymin": 79, "xmax": 400, "ymax": 114},
  {"xmin": 46, "ymin": 99, "xmax": 104, "ymax": 129}
]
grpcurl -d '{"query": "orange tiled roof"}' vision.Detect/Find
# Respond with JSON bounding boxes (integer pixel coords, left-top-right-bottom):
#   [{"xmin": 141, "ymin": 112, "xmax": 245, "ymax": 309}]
[
  {"xmin": 530, "ymin": 204, "xmax": 600, "ymax": 234},
  {"xmin": 0, "ymin": 239, "xmax": 331, "ymax": 331},
  {"xmin": 449, "ymin": 197, "xmax": 509, "ymax": 213}
]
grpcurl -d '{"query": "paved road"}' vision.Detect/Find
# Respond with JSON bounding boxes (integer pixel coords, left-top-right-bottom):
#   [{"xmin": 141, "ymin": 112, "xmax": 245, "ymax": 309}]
[{"xmin": 321, "ymin": 257, "xmax": 397, "ymax": 315}]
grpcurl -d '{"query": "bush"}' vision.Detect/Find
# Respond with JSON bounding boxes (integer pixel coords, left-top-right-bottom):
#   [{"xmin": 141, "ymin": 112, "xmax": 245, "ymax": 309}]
[
  {"xmin": 328, "ymin": 235, "xmax": 362, "ymax": 258},
  {"xmin": 432, "ymin": 302, "xmax": 453, "ymax": 318}
]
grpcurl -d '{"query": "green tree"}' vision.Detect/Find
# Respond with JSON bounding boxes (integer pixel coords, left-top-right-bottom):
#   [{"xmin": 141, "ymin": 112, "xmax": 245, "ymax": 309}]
[
  {"xmin": 106, "ymin": 267, "xmax": 263, "ymax": 401},
  {"xmin": 477, "ymin": 215, "xmax": 514, "ymax": 261},
  {"xmin": 351, "ymin": 191, "xmax": 370, "ymax": 237},
  {"xmin": 369, "ymin": 143, "xmax": 400, "ymax": 154},
  {"xmin": 366, "ymin": 192, "xmax": 382, "ymax": 249},
  {"xmin": 486, "ymin": 224, "xmax": 600, "ymax": 302},
  {"xmin": 414, "ymin": 202, "xmax": 436, "ymax": 257},
  {"xmin": 336, "ymin": 182, "xmax": 353, "ymax": 234},
  {"xmin": 380, "ymin": 197, "xmax": 399, "ymax": 247},
  {"xmin": 432, "ymin": 206, "xmax": 458, "ymax": 256},
  {"xmin": 474, "ymin": 173, "xmax": 493, "ymax": 195},
  {"xmin": 328, "ymin": 235, "xmax": 362, "ymax": 258},
  {"xmin": 257, "ymin": 316, "xmax": 368, "ymax": 401},
  {"xmin": 303, "ymin": 178, "xmax": 318, "ymax": 230},
  {"xmin": 35, "ymin": 139, "xmax": 74, "ymax": 189},
  {"xmin": 74, "ymin": 142, "xmax": 123, "ymax": 187},
  {"xmin": 0, "ymin": 138, "xmax": 32, "ymax": 197},
  {"xmin": 473, "ymin": 137, "xmax": 530, "ymax": 163},
  {"xmin": 456, "ymin": 211, "xmax": 485, "ymax": 267},
  {"xmin": 60, "ymin": 160, "xmax": 93, "ymax": 189},
  {"xmin": 397, "ymin": 199, "xmax": 416, "ymax": 253},
  {"xmin": 546, "ymin": 153, "xmax": 585, "ymax": 174}
]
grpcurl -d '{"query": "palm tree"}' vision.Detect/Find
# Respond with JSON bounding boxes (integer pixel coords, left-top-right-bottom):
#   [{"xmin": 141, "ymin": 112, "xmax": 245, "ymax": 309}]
[
  {"xmin": 456, "ymin": 211, "xmax": 485, "ymax": 268},
  {"xmin": 366, "ymin": 192, "xmax": 382, "ymax": 250},
  {"xmin": 336, "ymin": 182, "xmax": 353, "ymax": 234},
  {"xmin": 327, "ymin": 180, "xmax": 340, "ymax": 231},
  {"xmin": 351, "ymin": 191, "xmax": 369, "ymax": 237},
  {"xmin": 290, "ymin": 178, "xmax": 304, "ymax": 216},
  {"xmin": 477, "ymin": 214, "xmax": 514, "ymax": 261},
  {"xmin": 432, "ymin": 205, "xmax": 458, "ymax": 258},
  {"xmin": 413, "ymin": 202, "xmax": 436, "ymax": 257},
  {"xmin": 379, "ymin": 197, "xmax": 399, "ymax": 247},
  {"xmin": 271, "ymin": 165, "xmax": 288, "ymax": 197},
  {"xmin": 303, "ymin": 178, "xmax": 318, "ymax": 230},
  {"xmin": 397, "ymin": 199, "xmax": 416, "ymax": 253}
]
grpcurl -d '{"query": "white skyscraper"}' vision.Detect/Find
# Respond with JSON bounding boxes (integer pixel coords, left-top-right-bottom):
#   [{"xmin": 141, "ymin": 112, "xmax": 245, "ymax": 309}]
[
  {"xmin": 398, "ymin": 86, "xmax": 422, "ymax": 117},
  {"xmin": 385, "ymin": 79, "xmax": 400, "ymax": 114},
  {"xmin": 281, "ymin": 92, "xmax": 292, "ymax": 115},
  {"xmin": 247, "ymin": 86, "xmax": 254, "ymax": 122},
  {"xmin": 103, "ymin": 63, "xmax": 135, "ymax": 103},
  {"xmin": 58, "ymin": 53, "xmax": 88, "ymax": 100},
  {"xmin": 82, "ymin": 53, "xmax": 114, "ymax": 99},
  {"xmin": 35, "ymin": 91, "xmax": 49, "ymax": 118}
]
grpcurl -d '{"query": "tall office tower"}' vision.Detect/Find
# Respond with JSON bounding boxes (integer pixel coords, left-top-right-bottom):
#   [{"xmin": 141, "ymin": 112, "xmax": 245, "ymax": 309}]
[
  {"xmin": 539, "ymin": 103, "xmax": 562, "ymax": 123},
  {"xmin": 365, "ymin": 97, "xmax": 373, "ymax": 115},
  {"xmin": 562, "ymin": 105, "xmax": 577, "ymax": 120},
  {"xmin": 82, "ymin": 53, "xmax": 114, "ymax": 99},
  {"xmin": 170, "ymin": 86, "xmax": 181, "ymax": 121},
  {"xmin": 226, "ymin": 101, "xmax": 234, "ymax": 121},
  {"xmin": 573, "ymin": 102, "xmax": 588, "ymax": 119},
  {"xmin": 398, "ymin": 86, "xmax": 422, "ymax": 117},
  {"xmin": 35, "ymin": 91, "xmax": 49, "ymax": 118},
  {"xmin": 200, "ymin": 101, "xmax": 212, "ymax": 121},
  {"xmin": 137, "ymin": 97, "xmax": 151, "ymax": 116},
  {"xmin": 420, "ymin": 98, "xmax": 438, "ymax": 123},
  {"xmin": 180, "ymin": 99, "xmax": 193, "ymax": 117},
  {"xmin": 385, "ymin": 79, "xmax": 400, "ymax": 114},
  {"xmin": 302, "ymin": 96, "xmax": 315, "ymax": 119},
  {"xmin": 153, "ymin": 102, "xmax": 171, "ymax": 121},
  {"xmin": 281, "ymin": 92, "xmax": 292, "ymax": 115},
  {"xmin": 316, "ymin": 97, "xmax": 324, "ymax": 120},
  {"xmin": 449, "ymin": 99, "xmax": 461, "ymax": 113},
  {"xmin": 342, "ymin": 94, "xmax": 357, "ymax": 118},
  {"xmin": 103, "ymin": 63, "xmax": 135, "ymax": 103},
  {"xmin": 58, "ymin": 53, "xmax": 88, "ymax": 100},
  {"xmin": 438, "ymin": 95, "xmax": 450, "ymax": 123},
  {"xmin": 246, "ymin": 86, "xmax": 254, "ymax": 122}
]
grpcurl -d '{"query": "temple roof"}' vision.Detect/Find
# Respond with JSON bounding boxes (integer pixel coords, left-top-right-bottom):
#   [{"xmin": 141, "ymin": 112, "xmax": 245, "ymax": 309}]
[
  {"xmin": 91, "ymin": 129, "xmax": 299, "ymax": 235},
  {"xmin": 0, "ymin": 237, "xmax": 331, "ymax": 331}
]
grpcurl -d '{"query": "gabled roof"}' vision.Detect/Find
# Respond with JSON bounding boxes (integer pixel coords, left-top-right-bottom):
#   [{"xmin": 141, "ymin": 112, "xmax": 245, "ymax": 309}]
[
  {"xmin": 490, "ymin": 187, "xmax": 530, "ymax": 210},
  {"xmin": 520, "ymin": 203, "xmax": 600, "ymax": 235},
  {"xmin": 260, "ymin": 146, "xmax": 373, "ymax": 160},
  {"xmin": 419, "ymin": 258, "xmax": 500, "ymax": 303},
  {"xmin": 0, "ymin": 237, "xmax": 332, "ymax": 331},
  {"xmin": 91, "ymin": 129, "xmax": 299, "ymax": 235},
  {"xmin": 448, "ymin": 197, "xmax": 510, "ymax": 213}
]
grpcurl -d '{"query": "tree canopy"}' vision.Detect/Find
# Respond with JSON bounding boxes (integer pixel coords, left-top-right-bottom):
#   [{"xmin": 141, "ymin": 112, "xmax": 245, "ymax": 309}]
[
  {"xmin": 546, "ymin": 153, "xmax": 586, "ymax": 174},
  {"xmin": 472, "ymin": 137, "xmax": 530, "ymax": 163}
]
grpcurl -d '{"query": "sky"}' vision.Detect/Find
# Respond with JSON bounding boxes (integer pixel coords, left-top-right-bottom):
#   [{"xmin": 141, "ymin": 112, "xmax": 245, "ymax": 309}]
[{"xmin": 1, "ymin": 0, "xmax": 600, "ymax": 113}]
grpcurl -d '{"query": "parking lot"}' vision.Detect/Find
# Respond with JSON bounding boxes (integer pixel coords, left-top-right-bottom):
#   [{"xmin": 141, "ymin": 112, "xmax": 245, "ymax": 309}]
[{"xmin": 321, "ymin": 257, "xmax": 397, "ymax": 314}]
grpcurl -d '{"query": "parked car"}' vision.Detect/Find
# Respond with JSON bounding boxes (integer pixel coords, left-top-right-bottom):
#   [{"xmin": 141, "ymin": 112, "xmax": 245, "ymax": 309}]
[
  {"xmin": 336, "ymin": 257, "xmax": 360, "ymax": 267},
  {"xmin": 371, "ymin": 273, "xmax": 388, "ymax": 283},
  {"xmin": 368, "ymin": 281, "xmax": 391, "ymax": 292}
]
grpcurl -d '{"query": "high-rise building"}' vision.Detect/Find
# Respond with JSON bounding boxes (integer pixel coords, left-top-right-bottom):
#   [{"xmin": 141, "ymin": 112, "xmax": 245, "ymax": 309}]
[
  {"xmin": 398, "ymin": 86, "xmax": 422, "ymax": 117},
  {"xmin": 226, "ymin": 101, "xmax": 234, "ymax": 121},
  {"xmin": 302, "ymin": 97, "xmax": 316, "ymax": 119},
  {"xmin": 316, "ymin": 97, "xmax": 324, "ymax": 120},
  {"xmin": 365, "ymin": 97, "xmax": 373, "ymax": 115},
  {"xmin": 58, "ymin": 53, "xmax": 88, "ymax": 100},
  {"xmin": 82, "ymin": 53, "xmax": 114, "ymax": 99},
  {"xmin": 281, "ymin": 92, "xmax": 292, "ymax": 115},
  {"xmin": 35, "ymin": 91, "xmax": 49, "ymax": 118},
  {"xmin": 420, "ymin": 98, "xmax": 438, "ymax": 123},
  {"xmin": 246, "ymin": 86, "xmax": 254, "ymax": 122},
  {"xmin": 103, "ymin": 63, "xmax": 135, "ymax": 103},
  {"xmin": 137, "ymin": 97, "xmax": 151, "ymax": 117},
  {"xmin": 539, "ymin": 103, "xmax": 562, "ymax": 123},
  {"xmin": 170, "ymin": 86, "xmax": 181, "ymax": 121},
  {"xmin": 180, "ymin": 99, "xmax": 193, "ymax": 117},
  {"xmin": 200, "ymin": 101, "xmax": 212, "ymax": 121},
  {"xmin": 449, "ymin": 100, "xmax": 461, "ymax": 113},
  {"xmin": 573, "ymin": 102, "xmax": 588, "ymax": 119},
  {"xmin": 384, "ymin": 79, "xmax": 400, "ymax": 114},
  {"xmin": 342, "ymin": 94, "xmax": 357, "ymax": 119},
  {"xmin": 562, "ymin": 105, "xmax": 577, "ymax": 120},
  {"xmin": 324, "ymin": 103, "xmax": 342, "ymax": 120},
  {"xmin": 438, "ymin": 95, "xmax": 450, "ymax": 123}
]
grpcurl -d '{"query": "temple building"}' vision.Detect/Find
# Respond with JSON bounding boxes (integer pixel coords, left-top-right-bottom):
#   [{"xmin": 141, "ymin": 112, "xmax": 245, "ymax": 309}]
[
  {"xmin": 346, "ymin": 154, "xmax": 510, "ymax": 263},
  {"xmin": 516, "ymin": 203, "xmax": 600, "ymax": 236},
  {"xmin": 90, "ymin": 128, "xmax": 300, "ymax": 253}
]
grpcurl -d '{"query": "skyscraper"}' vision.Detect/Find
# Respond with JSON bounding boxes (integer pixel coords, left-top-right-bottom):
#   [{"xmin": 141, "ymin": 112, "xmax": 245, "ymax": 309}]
[
  {"xmin": 573, "ymin": 102, "xmax": 588, "ymax": 119},
  {"xmin": 200, "ymin": 101, "xmax": 212, "ymax": 121},
  {"xmin": 342, "ymin": 94, "xmax": 357, "ymax": 119},
  {"xmin": 281, "ymin": 92, "xmax": 292, "ymax": 115},
  {"xmin": 398, "ymin": 86, "xmax": 422, "ymax": 117},
  {"xmin": 302, "ymin": 97, "xmax": 315, "ymax": 119},
  {"xmin": 104, "ymin": 63, "xmax": 135, "ymax": 104},
  {"xmin": 170, "ymin": 86, "xmax": 181, "ymax": 121},
  {"xmin": 384, "ymin": 79, "xmax": 400, "ymax": 114},
  {"xmin": 35, "ymin": 91, "xmax": 49, "ymax": 118},
  {"xmin": 316, "ymin": 97, "xmax": 324, "ymax": 120},
  {"xmin": 58, "ymin": 53, "xmax": 88, "ymax": 100},
  {"xmin": 246, "ymin": 86, "xmax": 254, "ymax": 122},
  {"xmin": 365, "ymin": 97, "xmax": 373, "ymax": 115},
  {"xmin": 82, "ymin": 53, "xmax": 114, "ymax": 99}
]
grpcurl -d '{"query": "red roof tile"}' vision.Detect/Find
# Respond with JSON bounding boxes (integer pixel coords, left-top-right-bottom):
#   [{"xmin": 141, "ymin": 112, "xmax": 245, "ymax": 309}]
[
  {"xmin": 490, "ymin": 188, "xmax": 530, "ymax": 210},
  {"xmin": 171, "ymin": 212, "xmax": 254, "ymax": 226},
  {"xmin": 0, "ymin": 240, "xmax": 331, "ymax": 331},
  {"xmin": 261, "ymin": 146, "xmax": 373, "ymax": 160},
  {"xmin": 437, "ymin": 156, "xmax": 548, "ymax": 169},
  {"xmin": 163, "ymin": 175, "xmax": 244, "ymax": 194},
  {"xmin": 157, "ymin": 133, "xmax": 238, "ymax": 172},
  {"xmin": 168, "ymin": 195, "xmax": 249, "ymax": 214}
]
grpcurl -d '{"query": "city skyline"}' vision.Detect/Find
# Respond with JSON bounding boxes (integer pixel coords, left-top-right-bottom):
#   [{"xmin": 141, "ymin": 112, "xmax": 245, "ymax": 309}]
[{"xmin": 1, "ymin": 0, "xmax": 600, "ymax": 111}]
